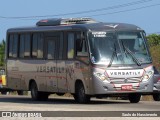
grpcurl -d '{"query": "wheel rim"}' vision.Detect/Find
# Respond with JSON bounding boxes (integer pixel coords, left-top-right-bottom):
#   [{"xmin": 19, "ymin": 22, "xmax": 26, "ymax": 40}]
[{"xmin": 79, "ymin": 86, "xmax": 85, "ymax": 98}]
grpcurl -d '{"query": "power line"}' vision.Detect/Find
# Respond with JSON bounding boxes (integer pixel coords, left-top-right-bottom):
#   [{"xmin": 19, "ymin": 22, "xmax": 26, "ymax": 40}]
[
  {"xmin": 0, "ymin": 0, "xmax": 154, "ymax": 19},
  {"xmin": 88, "ymin": 3, "xmax": 160, "ymax": 17},
  {"xmin": 147, "ymin": 32, "xmax": 160, "ymax": 34},
  {"xmin": 22, "ymin": 3, "xmax": 160, "ymax": 20}
]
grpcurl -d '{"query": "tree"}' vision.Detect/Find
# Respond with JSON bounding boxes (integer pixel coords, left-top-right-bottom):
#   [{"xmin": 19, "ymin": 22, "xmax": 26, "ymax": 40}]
[
  {"xmin": 147, "ymin": 34, "xmax": 160, "ymax": 47},
  {"xmin": 147, "ymin": 34, "xmax": 160, "ymax": 71},
  {"xmin": 0, "ymin": 39, "xmax": 5, "ymax": 67}
]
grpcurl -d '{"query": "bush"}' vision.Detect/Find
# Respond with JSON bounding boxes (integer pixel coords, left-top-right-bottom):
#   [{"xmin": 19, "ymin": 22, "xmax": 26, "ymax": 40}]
[{"xmin": 147, "ymin": 34, "xmax": 160, "ymax": 71}]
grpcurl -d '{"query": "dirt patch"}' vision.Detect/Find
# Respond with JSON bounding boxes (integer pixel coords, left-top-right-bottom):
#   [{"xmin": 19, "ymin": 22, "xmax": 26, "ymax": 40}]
[{"xmin": 141, "ymin": 95, "xmax": 153, "ymax": 101}]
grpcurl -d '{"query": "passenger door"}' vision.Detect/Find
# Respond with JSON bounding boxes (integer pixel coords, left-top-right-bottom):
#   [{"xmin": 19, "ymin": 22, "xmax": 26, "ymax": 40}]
[
  {"xmin": 65, "ymin": 32, "xmax": 76, "ymax": 93},
  {"xmin": 56, "ymin": 33, "xmax": 68, "ymax": 92},
  {"xmin": 45, "ymin": 36, "xmax": 58, "ymax": 92}
]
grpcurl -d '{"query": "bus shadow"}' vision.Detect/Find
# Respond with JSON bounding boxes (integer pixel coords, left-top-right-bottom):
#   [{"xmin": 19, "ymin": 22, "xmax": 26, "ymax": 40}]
[{"xmin": 0, "ymin": 95, "xmax": 131, "ymax": 105}]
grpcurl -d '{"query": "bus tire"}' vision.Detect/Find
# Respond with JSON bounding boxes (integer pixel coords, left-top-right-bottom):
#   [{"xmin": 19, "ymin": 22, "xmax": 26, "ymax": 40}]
[
  {"xmin": 128, "ymin": 93, "xmax": 141, "ymax": 103},
  {"xmin": 30, "ymin": 82, "xmax": 49, "ymax": 101},
  {"xmin": 30, "ymin": 82, "xmax": 40, "ymax": 101},
  {"xmin": 30, "ymin": 82, "xmax": 48, "ymax": 101},
  {"xmin": 153, "ymin": 93, "xmax": 160, "ymax": 101},
  {"xmin": 74, "ymin": 82, "xmax": 90, "ymax": 104},
  {"xmin": 1, "ymin": 91, "xmax": 7, "ymax": 95}
]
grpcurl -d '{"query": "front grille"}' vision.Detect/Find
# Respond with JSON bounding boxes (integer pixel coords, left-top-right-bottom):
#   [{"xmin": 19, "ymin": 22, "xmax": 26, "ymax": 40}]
[{"xmin": 110, "ymin": 77, "xmax": 142, "ymax": 84}]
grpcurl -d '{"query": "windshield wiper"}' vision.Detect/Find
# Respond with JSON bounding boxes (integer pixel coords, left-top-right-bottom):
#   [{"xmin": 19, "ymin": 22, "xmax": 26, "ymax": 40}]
[
  {"xmin": 121, "ymin": 41, "xmax": 141, "ymax": 66},
  {"xmin": 108, "ymin": 43, "xmax": 118, "ymax": 67}
]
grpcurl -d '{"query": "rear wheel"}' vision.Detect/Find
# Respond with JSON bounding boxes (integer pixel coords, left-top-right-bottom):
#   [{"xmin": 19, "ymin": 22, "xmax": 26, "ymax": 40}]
[
  {"xmin": 74, "ymin": 82, "xmax": 90, "ymax": 104},
  {"xmin": 30, "ymin": 81, "xmax": 49, "ymax": 101},
  {"xmin": 1, "ymin": 91, "xmax": 7, "ymax": 95},
  {"xmin": 153, "ymin": 93, "xmax": 160, "ymax": 101},
  {"xmin": 128, "ymin": 94, "xmax": 141, "ymax": 103}
]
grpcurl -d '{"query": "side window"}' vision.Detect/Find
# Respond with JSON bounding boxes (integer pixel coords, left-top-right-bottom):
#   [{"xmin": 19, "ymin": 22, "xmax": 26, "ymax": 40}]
[
  {"xmin": 12, "ymin": 34, "xmax": 18, "ymax": 58},
  {"xmin": 76, "ymin": 32, "xmax": 88, "ymax": 56},
  {"xmin": 58, "ymin": 33, "xmax": 63, "ymax": 59},
  {"xmin": 47, "ymin": 39, "xmax": 56, "ymax": 59},
  {"xmin": 8, "ymin": 34, "xmax": 18, "ymax": 58},
  {"xmin": 19, "ymin": 34, "xmax": 25, "ymax": 58},
  {"xmin": 37, "ymin": 34, "xmax": 44, "ymax": 58},
  {"xmin": 19, "ymin": 34, "xmax": 31, "ymax": 58},
  {"xmin": 9, "ymin": 35, "xmax": 13, "ymax": 57},
  {"xmin": 32, "ymin": 34, "xmax": 38, "ymax": 58},
  {"xmin": 24, "ymin": 34, "xmax": 31, "ymax": 57},
  {"xmin": 67, "ymin": 33, "xmax": 74, "ymax": 59},
  {"xmin": 32, "ymin": 33, "xmax": 44, "ymax": 59}
]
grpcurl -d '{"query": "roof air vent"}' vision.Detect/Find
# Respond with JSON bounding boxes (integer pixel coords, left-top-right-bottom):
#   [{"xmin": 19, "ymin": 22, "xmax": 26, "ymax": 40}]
[{"xmin": 36, "ymin": 18, "xmax": 97, "ymax": 26}]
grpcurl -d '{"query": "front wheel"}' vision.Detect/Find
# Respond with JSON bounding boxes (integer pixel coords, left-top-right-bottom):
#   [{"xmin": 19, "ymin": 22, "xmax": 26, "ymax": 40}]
[
  {"xmin": 128, "ymin": 94, "xmax": 141, "ymax": 103},
  {"xmin": 30, "ymin": 82, "xmax": 49, "ymax": 101},
  {"xmin": 153, "ymin": 93, "xmax": 160, "ymax": 101},
  {"xmin": 74, "ymin": 82, "xmax": 90, "ymax": 104}
]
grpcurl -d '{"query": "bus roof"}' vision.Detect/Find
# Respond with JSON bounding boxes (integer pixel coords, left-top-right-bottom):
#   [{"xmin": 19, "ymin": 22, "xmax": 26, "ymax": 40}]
[{"xmin": 7, "ymin": 18, "xmax": 143, "ymax": 33}]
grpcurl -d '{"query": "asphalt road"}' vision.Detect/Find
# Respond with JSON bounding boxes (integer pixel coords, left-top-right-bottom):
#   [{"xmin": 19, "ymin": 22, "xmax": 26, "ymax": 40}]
[{"xmin": 0, "ymin": 95, "xmax": 159, "ymax": 120}]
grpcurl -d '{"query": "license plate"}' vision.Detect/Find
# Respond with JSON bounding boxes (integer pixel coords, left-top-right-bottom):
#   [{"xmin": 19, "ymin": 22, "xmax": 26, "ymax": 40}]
[{"xmin": 121, "ymin": 85, "xmax": 133, "ymax": 90}]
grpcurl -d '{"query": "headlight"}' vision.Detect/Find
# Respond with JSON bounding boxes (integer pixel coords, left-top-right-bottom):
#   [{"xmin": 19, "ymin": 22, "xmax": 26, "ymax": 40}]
[
  {"xmin": 94, "ymin": 72, "xmax": 110, "ymax": 83},
  {"xmin": 142, "ymin": 70, "xmax": 154, "ymax": 82}
]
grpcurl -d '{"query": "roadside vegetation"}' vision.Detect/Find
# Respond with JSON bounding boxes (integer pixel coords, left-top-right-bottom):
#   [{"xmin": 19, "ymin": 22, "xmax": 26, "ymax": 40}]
[
  {"xmin": 147, "ymin": 34, "xmax": 160, "ymax": 71},
  {"xmin": 0, "ymin": 39, "xmax": 5, "ymax": 67}
]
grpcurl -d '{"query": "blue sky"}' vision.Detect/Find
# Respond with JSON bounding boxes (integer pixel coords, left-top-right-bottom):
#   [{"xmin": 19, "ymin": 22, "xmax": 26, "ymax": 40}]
[{"xmin": 0, "ymin": 0, "xmax": 160, "ymax": 42}]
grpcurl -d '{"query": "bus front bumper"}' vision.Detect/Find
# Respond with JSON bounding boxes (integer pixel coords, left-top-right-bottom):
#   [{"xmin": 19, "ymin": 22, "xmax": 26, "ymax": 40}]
[{"xmin": 92, "ymin": 77, "xmax": 153, "ymax": 95}]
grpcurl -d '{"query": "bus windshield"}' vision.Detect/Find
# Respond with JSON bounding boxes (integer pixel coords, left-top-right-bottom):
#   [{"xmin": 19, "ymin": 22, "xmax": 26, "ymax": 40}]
[{"xmin": 89, "ymin": 31, "xmax": 151, "ymax": 65}]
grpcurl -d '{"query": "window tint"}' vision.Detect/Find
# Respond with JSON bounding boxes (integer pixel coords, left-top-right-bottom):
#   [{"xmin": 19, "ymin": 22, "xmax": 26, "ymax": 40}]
[
  {"xmin": 8, "ymin": 34, "xmax": 18, "ymax": 58},
  {"xmin": 19, "ymin": 35, "xmax": 25, "ymax": 58},
  {"xmin": 67, "ymin": 33, "xmax": 74, "ymax": 59},
  {"xmin": 9, "ymin": 35, "xmax": 13, "ymax": 57},
  {"xmin": 19, "ymin": 34, "xmax": 31, "ymax": 58},
  {"xmin": 8, "ymin": 33, "xmax": 43, "ymax": 59},
  {"xmin": 12, "ymin": 34, "xmax": 18, "ymax": 58},
  {"xmin": 47, "ymin": 40, "xmax": 56, "ymax": 59},
  {"xmin": 32, "ymin": 33, "xmax": 44, "ymax": 59},
  {"xmin": 76, "ymin": 32, "xmax": 87, "ymax": 56},
  {"xmin": 58, "ymin": 33, "xmax": 63, "ymax": 59},
  {"xmin": 24, "ymin": 34, "xmax": 31, "ymax": 57},
  {"xmin": 37, "ymin": 34, "xmax": 44, "ymax": 58},
  {"xmin": 32, "ymin": 34, "xmax": 38, "ymax": 57}
]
